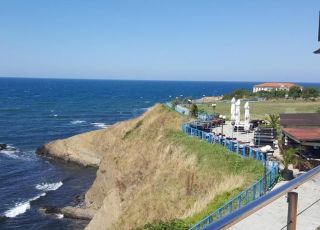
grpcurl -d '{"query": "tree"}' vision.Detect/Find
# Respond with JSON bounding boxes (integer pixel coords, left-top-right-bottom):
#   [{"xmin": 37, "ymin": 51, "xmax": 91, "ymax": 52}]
[
  {"xmin": 301, "ymin": 87, "xmax": 319, "ymax": 99},
  {"xmin": 171, "ymin": 99, "xmax": 179, "ymax": 108},
  {"xmin": 266, "ymin": 114, "xmax": 280, "ymax": 129},
  {"xmin": 190, "ymin": 104, "xmax": 198, "ymax": 118},
  {"xmin": 256, "ymin": 90, "xmax": 286, "ymax": 99},
  {"xmin": 223, "ymin": 89, "xmax": 252, "ymax": 100},
  {"xmin": 288, "ymin": 86, "xmax": 302, "ymax": 99},
  {"xmin": 281, "ymin": 148, "xmax": 297, "ymax": 170}
]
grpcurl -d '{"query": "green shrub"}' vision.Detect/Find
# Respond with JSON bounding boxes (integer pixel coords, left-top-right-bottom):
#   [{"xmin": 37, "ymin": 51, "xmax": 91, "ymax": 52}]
[
  {"xmin": 288, "ymin": 86, "xmax": 302, "ymax": 99},
  {"xmin": 190, "ymin": 104, "xmax": 198, "ymax": 118},
  {"xmin": 302, "ymin": 87, "xmax": 319, "ymax": 99},
  {"xmin": 138, "ymin": 219, "xmax": 189, "ymax": 230}
]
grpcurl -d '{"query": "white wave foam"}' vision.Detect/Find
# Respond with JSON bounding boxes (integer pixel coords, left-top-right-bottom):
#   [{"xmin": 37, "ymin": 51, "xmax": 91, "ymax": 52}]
[
  {"xmin": 0, "ymin": 147, "xmax": 36, "ymax": 161},
  {"xmin": 35, "ymin": 181, "xmax": 63, "ymax": 192},
  {"xmin": 0, "ymin": 149, "xmax": 19, "ymax": 159},
  {"xmin": 91, "ymin": 122, "xmax": 109, "ymax": 129},
  {"xmin": 70, "ymin": 120, "xmax": 86, "ymax": 125},
  {"xmin": 4, "ymin": 193, "xmax": 46, "ymax": 218},
  {"xmin": 55, "ymin": 213, "xmax": 64, "ymax": 219},
  {"xmin": 53, "ymin": 114, "xmax": 58, "ymax": 117}
]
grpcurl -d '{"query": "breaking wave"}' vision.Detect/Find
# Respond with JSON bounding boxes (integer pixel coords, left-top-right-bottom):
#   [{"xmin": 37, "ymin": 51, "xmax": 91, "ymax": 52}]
[
  {"xmin": 3, "ymin": 193, "xmax": 46, "ymax": 218},
  {"xmin": 0, "ymin": 146, "xmax": 37, "ymax": 162},
  {"xmin": 70, "ymin": 120, "xmax": 86, "ymax": 125},
  {"xmin": 91, "ymin": 122, "xmax": 109, "ymax": 129},
  {"xmin": 35, "ymin": 181, "xmax": 63, "ymax": 192}
]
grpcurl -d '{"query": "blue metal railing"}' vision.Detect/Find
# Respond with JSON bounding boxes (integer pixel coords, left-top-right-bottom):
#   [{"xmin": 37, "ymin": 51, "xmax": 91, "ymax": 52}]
[
  {"xmin": 181, "ymin": 124, "xmax": 279, "ymax": 230},
  {"xmin": 204, "ymin": 165, "xmax": 320, "ymax": 229}
]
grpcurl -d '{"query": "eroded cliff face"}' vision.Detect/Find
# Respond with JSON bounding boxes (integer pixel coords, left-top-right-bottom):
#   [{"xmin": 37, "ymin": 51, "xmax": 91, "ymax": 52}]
[
  {"xmin": 38, "ymin": 104, "xmax": 247, "ymax": 229},
  {"xmin": 83, "ymin": 104, "xmax": 203, "ymax": 229}
]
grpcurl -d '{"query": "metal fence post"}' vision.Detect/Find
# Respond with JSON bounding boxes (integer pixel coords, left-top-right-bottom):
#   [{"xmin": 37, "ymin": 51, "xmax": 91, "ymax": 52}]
[{"xmin": 287, "ymin": 192, "xmax": 298, "ymax": 230}]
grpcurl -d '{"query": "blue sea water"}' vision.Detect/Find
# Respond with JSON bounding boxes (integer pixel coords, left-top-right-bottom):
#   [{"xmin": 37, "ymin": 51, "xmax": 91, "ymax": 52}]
[{"xmin": 0, "ymin": 77, "xmax": 319, "ymax": 230}]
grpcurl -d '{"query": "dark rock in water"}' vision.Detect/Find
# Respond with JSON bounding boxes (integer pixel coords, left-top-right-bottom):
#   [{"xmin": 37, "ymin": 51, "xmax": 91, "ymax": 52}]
[
  {"xmin": 39, "ymin": 206, "xmax": 61, "ymax": 214},
  {"xmin": 0, "ymin": 144, "xmax": 7, "ymax": 150},
  {"xmin": 74, "ymin": 194, "xmax": 85, "ymax": 207},
  {"xmin": 0, "ymin": 215, "xmax": 8, "ymax": 222},
  {"xmin": 39, "ymin": 206, "xmax": 94, "ymax": 220}
]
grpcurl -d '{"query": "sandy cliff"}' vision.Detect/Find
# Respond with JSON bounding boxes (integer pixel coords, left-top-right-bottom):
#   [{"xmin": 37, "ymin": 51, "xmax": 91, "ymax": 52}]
[{"xmin": 38, "ymin": 104, "xmax": 259, "ymax": 229}]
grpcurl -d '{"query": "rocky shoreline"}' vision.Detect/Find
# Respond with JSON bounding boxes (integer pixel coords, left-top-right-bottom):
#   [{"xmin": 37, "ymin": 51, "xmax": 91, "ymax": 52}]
[
  {"xmin": 39, "ymin": 206, "xmax": 95, "ymax": 221},
  {"xmin": 35, "ymin": 104, "xmax": 222, "ymax": 230},
  {"xmin": 0, "ymin": 143, "xmax": 7, "ymax": 150}
]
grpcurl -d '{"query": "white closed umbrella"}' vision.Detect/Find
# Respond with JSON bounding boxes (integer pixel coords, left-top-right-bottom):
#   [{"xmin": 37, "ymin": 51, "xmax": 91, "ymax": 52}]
[
  {"xmin": 235, "ymin": 99, "xmax": 241, "ymax": 127},
  {"xmin": 244, "ymin": 101, "xmax": 250, "ymax": 131},
  {"xmin": 230, "ymin": 97, "xmax": 236, "ymax": 122}
]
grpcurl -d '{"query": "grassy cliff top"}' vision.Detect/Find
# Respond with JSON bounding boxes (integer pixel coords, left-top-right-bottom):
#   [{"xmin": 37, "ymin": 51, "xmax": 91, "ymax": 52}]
[
  {"xmin": 85, "ymin": 104, "xmax": 263, "ymax": 229},
  {"xmin": 41, "ymin": 104, "xmax": 263, "ymax": 229}
]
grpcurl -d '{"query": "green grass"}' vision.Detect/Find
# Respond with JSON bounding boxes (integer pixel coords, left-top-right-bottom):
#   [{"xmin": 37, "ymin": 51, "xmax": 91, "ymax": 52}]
[
  {"xmin": 166, "ymin": 131, "xmax": 263, "ymax": 178},
  {"xmin": 183, "ymin": 187, "xmax": 243, "ymax": 226},
  {"xmin": 165, "ymin": 131, "xmax": 263, "ymax": 227},
  {"xmin": 140, "ymin": 131, "xmax": 263, "ymax": 229},
  {"xmin": 196, "ymin": 99, "xmax": 320, "ymax": 120}
]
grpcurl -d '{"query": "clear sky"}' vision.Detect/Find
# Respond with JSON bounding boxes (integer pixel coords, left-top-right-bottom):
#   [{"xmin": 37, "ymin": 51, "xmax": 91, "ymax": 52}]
[{"xmin": 0, "ymin": 0, "xmax": 319, "ymax": 82}]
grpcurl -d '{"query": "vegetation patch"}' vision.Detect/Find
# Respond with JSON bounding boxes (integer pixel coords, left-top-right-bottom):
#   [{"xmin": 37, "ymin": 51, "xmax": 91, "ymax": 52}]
[
  {"xmin": 122, "ymin": 120, "xmax": 143, "ymax": 140},
  {"xmin": 138, "ymin": 130, "xmax": 263, "ymax": 229},
  {"xmin": 138, "ymin": 219, "xmax": 189, "ymax": 230},
  {"xmin": 197, "ymin": 100, "xmax": 320, "ymax": 120}
]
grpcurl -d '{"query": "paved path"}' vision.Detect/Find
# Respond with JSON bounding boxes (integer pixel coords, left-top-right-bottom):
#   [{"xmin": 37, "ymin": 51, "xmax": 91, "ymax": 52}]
[
  {"xmin": 230, "ymin": 174, "xmax": 320, "ymax": 230},
  {"xmin": 211, "ymin": 121, "xmax": 254, "ymax": 143},
  {"xmin": 212, "ymin": 121, "xmax": 284, "ymax": 162}
]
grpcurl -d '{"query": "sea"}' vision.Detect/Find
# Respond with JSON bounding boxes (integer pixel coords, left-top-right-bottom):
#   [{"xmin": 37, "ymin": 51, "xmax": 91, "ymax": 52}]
[{"xmin": 0, "ymin": 77, "xmax": 319, "ymax": 230}]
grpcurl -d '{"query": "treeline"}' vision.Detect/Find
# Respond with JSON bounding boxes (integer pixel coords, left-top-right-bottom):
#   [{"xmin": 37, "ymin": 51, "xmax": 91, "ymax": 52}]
[{"xmin": 223, "ymin": 86, "xmax": 320, "ymax": 100}]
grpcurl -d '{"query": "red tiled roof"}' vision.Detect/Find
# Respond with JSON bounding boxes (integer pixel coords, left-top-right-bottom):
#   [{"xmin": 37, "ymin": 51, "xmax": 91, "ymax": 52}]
[
  {"xmin": 254, "ymin": 82, "xmax": 298, "ymax": 88},
  {"xmin": 282, "ymin": 127, "xmax": 320, "ymax": 142}
]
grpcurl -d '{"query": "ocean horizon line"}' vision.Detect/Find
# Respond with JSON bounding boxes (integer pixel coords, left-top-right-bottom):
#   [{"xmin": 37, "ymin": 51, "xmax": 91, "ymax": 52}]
[{"xmin": 0, "ymin": 76, "xmax": 320, "ymax": 84}]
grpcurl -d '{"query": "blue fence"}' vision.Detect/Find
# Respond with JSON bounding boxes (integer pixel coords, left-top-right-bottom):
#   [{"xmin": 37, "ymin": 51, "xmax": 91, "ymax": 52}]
[{"xmin": 181, "ymin": 124, "xmax": 279, "ymax": 230}]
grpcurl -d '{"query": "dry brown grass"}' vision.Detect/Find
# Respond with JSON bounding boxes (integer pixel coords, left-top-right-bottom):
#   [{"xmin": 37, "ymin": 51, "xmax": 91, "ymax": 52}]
[{"xmin": 48, "ymin": 104, "xmax": 261, "ymax": 230}]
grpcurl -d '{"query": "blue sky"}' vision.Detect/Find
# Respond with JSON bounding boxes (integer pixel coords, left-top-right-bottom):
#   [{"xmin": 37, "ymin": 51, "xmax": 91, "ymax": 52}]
[{"xmin": 0, "ymin": 0, "xmax": 319, "ymax": 82}]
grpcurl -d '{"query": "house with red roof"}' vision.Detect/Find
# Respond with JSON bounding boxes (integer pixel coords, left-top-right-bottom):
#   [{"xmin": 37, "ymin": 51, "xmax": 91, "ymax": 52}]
[{"xmin": 253, "ymin": 82, "xmax": 301, "ymax": 93}]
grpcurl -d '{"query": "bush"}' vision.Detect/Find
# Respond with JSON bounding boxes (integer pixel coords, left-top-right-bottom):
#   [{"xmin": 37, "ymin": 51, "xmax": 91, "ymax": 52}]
[
  {"xmin": 265, "ymin": 114, "xmax": 280, "ymax": 129},
  {"xmin": 171, "ymin": 99, "xmax": 179, "ymax": 108},
  {"xmin": 190, "ymin": 104, "xmax": 198, "ymax": 118},
  {"xmin": 288, "ymin": 86, "xmax": 302, "ymax": 99},
  {"xmin": 139, "ymin": 219, "xmax": 189, "ymax": 230},
  {"xmin": 281, "ymin": 148, "xmax": 297, "ymax": 170},
  {"xmin": 302, "ymin": 87, "xmax": 319, "ymax": 99},
  {"xmin": 257, "ymin": 89, "xmax": 286, "ymax": 99},
  {"xmin": 223, "ymin": 89, "xmax": 253, "ymax": 100}
]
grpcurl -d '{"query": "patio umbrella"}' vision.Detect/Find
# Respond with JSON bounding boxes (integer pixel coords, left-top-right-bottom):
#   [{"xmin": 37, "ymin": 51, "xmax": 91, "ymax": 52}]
[
  {"xmin": 235, "ymin": 99, "xmax": 241, "ymax": 126},
  {"xmin": 244, "ymin": 101, "xmax": 250, "ymax": 131},
  {"xmin": 230, "ymin": 97, "xmax": 236, "ymax": 122}
]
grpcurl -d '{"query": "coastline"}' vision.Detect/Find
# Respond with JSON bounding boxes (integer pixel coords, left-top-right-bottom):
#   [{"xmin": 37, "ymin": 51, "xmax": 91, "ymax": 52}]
[{"xmin": 35, "ymin": 104, "xmax": 263, "ymax": 230}]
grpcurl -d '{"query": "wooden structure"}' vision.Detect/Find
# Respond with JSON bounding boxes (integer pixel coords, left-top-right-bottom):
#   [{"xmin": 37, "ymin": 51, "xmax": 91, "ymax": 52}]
[{"xmin": 280, "ymin": 113, "xmax": 320, "ymax": 159}]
